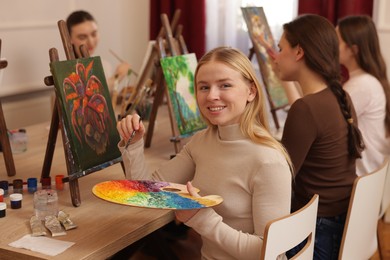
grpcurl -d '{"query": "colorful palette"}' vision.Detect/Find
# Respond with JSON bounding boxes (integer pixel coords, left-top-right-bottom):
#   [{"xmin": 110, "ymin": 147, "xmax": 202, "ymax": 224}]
[{"xmin": 92, "ymin": 180, "xmax": 223, "ymax": 210}]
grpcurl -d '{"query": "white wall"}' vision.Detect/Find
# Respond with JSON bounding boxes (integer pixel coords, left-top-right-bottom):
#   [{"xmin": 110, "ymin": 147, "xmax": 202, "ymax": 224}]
[
  {"xmin": 0, "ymin": 0, "xmax": 149, "ymax": 128},
  {"xmin": 374, "ymin": 0, "xmax": 390, "ymax": 80},
  {"xmin": 1, "ymin": 0, "xmax": 389, "ymax": 129}
]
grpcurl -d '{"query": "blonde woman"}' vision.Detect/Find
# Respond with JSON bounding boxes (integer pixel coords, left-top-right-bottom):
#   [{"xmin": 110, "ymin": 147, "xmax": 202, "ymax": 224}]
[{"xmin": 117, "ymin": 47, "xmax": 292, "ymax": 259}]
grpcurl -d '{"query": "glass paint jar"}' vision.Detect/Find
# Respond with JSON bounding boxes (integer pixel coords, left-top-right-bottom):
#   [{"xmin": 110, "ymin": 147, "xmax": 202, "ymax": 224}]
[
  {"xmin": 12, "ymin": 179, "xmax": 23, "ymax": 194},
  {"xmin": 41, "ymin": 177, "xmax": 51, "ymax": 190},
  {"xmin": 10, "ymin": 193, "xmax": 23, "ymax": 209},
  {"xmin": 0, "ymin": 181, "xmax": 8, "ymax": 196},
  {"xmin": 55, "ymin": 175, "xmax": 64, "ymax": 191},
  {"xmin": 27, "ymin": 178, "xmax": 38, "ymax": 194},
  {"xmin": 0, "ymin": 202, "xmax": 6, "ymax": 217}
]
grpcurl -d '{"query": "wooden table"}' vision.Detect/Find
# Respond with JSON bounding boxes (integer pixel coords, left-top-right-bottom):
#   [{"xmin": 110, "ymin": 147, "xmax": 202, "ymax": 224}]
[{"xmin": 0, "ymin": 120, "xmax": 175, "ymax": 259}]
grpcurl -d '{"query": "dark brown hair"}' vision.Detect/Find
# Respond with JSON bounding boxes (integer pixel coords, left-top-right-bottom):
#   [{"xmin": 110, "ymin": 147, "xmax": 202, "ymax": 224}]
[
  {"xmin": 66, "ymin": 10, "xmax": 95, "ymax": 34},
  {"xmin": 338, "ymin": 15, "xmax": 390, "ymax": 136},
  {"xmin": 284, "ymin": 14, "xmax": 365, "ymax": 158}
]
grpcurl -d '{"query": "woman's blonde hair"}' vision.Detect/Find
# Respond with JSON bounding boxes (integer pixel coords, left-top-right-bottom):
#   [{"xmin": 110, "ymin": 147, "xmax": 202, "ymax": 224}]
[{"xmin": 195, "ymin": 46, "xmax": 293, "ymax": 170}]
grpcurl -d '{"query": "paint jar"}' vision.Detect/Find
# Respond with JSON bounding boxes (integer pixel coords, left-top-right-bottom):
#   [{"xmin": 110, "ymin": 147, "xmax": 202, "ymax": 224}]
[
  {"xmin": 12, "ymin": 179, "xmax": 23, "ymax": 194},
  {"xmin": 10, "ymin": 193, "xmax": 23, "ymax": 209},
  {"xmin": 27, "ymin": 178, "xmax": 38, "ymax": 194},
  {"xmin": 41, "ymin": 177, "xmax": 51, "ymax": 190},
  {"xmin": 9, "ymin": 129, "xmax": 28, "ymax": 153},
  {"xmin": 0, "ymin": 188, "xmax": 4, "ymax": 202},
  {"xmin": 0, "ymin": 202, "xmax": 6, "ymax": 218},
  {"xmin": 33, "ymin": 189, "xmax": 58, "ymax": 220},
  {"xmin": 0, "ymin": 180, "xmax": 8, "ymax": 196},
  {"xmin": 55, "ymin": 175, "xmax": 64, "ymax": 191}
]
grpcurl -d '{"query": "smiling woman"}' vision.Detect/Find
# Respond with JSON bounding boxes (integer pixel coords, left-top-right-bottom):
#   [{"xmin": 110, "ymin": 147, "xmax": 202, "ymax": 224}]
[
  {"xmin": 195, "ymin": 60, "xmax": 256, "ymax": 126},
  {"xmin": 117, "ymin": 46, "xmax": 293, "ymax": 260}
]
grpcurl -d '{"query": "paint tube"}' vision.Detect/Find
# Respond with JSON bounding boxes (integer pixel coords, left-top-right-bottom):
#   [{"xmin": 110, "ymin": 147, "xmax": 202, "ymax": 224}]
[
  {"xmin": 30, "ymin": 216, "xmax": 47, "ymax": 237},
  {"xmin": 57, "ymin": 210, "xmax": 77, "ymax": 231}
]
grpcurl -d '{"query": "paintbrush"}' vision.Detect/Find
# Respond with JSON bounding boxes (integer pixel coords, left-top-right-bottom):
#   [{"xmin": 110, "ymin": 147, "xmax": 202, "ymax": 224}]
[
  {"xmin": 109, "ymin": 49, "xmax": 125, "ymax": 63},
  {"xmin": 124, "ymin": 117, "xmax": 142, "ymax": 149}
]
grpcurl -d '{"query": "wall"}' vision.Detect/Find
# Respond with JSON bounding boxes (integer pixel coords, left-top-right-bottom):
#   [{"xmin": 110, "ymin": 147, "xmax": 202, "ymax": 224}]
[
  {"xmin": 374, "ymin": 0, "xmax": 390, "ymax": 80},
  {"xmin": 1, "ymin": 0, "xmax": 390, "ymax": 129},
  {"xmin": 0, "ymin": 0, "xmax": 149, "ymax": 129}
]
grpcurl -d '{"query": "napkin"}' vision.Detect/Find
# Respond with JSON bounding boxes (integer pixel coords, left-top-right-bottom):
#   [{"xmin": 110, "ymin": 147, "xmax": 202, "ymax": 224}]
[{"xmin": 8, "ymin": 234, "xmax": 75, "ymax": 256}]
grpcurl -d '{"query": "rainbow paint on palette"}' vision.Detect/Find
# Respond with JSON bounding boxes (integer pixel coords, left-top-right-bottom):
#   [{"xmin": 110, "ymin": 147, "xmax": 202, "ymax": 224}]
[{"xmin": 92, "ymin": 180, "xmax": 223, "ymax": 210}]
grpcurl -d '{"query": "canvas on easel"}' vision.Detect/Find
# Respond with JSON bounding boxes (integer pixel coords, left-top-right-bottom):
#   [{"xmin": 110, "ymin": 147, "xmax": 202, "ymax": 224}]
[
  {"xmin": 42, "ymin": 20, "xmax": 122, "ymax": 207},
  {"xmin": 50, "ymin": 56, "xmax": 120, "ymax": 171},
  {"xmin": 150, "ymin": 13, "xmax": 206, "ymax": 154},
  {"xmin": 120, "ymin": 10, "xmax": 184, "ymax": 153},
  {"xmin": 160, "ymin": 53, "xmax": 206, "ymax": 137},
  {"xmin": 241, "ymin": 6, "xmax": 289, "ymax": 129}
]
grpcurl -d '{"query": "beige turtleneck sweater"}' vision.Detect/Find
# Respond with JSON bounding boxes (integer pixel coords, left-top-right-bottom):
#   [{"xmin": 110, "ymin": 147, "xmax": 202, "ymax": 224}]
[{"xmin": 120, "ymin": 124, "xmax": 291, "ymax": 260}]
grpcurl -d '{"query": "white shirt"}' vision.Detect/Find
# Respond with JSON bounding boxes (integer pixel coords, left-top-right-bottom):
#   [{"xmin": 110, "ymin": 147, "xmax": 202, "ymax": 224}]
[{"xmin": 344, "ymin": 69, "xmax": 390, "ymax": 175}]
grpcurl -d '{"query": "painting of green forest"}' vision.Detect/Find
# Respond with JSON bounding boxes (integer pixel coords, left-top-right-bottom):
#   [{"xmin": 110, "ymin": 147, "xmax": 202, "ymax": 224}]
[
  {"xmin": 50, "ymin": 56, "xmax": 121, "ymax": 171},
  {"xmin": 160, "ymin": 53, "xmax": 206, "ymax": 137},
  {"xmin": 241, "ymin": 6, "xmax": 288, "ymax": 108}
]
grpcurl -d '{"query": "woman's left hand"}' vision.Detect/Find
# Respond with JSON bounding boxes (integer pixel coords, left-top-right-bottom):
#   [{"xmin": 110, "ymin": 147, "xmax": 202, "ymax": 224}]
[{"xmin": 175, "ymin": 182, "xmax": 200, "ymax": 223}]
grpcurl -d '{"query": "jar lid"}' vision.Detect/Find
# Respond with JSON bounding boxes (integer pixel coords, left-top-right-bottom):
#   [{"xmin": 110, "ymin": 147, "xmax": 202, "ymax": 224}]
[
  {"xmin": 0, "ymin": 188, "xmax": 3, "ymax": 195},
  {"xmin": 27, "ymin": 178, "xmax": 37, "ymax": 185},
  {"xmin": 41, "ymin": 177, "xmax": 51, "ymax": 185},
  {"xmin": 0, "ymin": 202, "xmax": 6, "ymax": 210},
  {"xmin": 10, "ymin": 193, "xmax": 23, "ymax": 201}
]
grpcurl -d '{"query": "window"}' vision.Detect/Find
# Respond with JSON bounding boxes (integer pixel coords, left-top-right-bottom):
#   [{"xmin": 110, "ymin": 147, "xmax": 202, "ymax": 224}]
[{"xmin": 206, "ymin": 0, "xmax": 298, "ymax": 52}]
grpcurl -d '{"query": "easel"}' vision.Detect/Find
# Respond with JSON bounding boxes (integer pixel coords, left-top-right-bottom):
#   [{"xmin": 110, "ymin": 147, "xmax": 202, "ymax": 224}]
[
  {"xmin": 120, "ymin": 10, "xmax": 184, "ymax": 154},
  {"xmin": 146, "ymin": 13, "xmax": 191, "ymax": 155},
  {"xmin": 156, "ymin": 14, "xmax": 190, "ymax": 154},
  {"xmin": 0, "ymin": 39, "xmax": 16, "ymax": 176},
  {"xmin": 248, "ymin": 46, "xmax": 287, "ymax": 129},
  {"xmin": 42, "ymin": 21, "xmax": 122, "ymax": 207},
  {"xmin": 241, "ymin": 7, "xmax": 289, "ymax": 130}
]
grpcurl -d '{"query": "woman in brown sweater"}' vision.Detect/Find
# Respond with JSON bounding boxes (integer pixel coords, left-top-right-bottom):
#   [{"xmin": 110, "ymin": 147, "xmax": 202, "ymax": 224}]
[{"xmin": 275, "ymin": 15, "xmax": 365, "ymax": 259}]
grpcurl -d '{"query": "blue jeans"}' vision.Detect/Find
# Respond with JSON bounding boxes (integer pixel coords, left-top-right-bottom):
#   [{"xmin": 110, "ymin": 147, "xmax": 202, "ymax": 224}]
[{"xmin": 286, "ymin": 213, "xmax": 347, "ymax": 260}]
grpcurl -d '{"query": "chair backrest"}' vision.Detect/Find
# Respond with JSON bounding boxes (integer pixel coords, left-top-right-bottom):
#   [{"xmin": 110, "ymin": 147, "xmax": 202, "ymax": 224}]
[
  {"xmin": 339, "ymin": 159, "xmax": 389, "ymax": 260},
  {"xmin": 379, "ymin": 158, "xmax": 390, "ymax": 219},
  {"xmin": 260, "ymin": 194, "xmax": 319, "ymax": 260}
]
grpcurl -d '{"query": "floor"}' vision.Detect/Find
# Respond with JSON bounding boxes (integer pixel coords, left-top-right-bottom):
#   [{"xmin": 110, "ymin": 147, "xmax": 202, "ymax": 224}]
[{"xmin": 112, "ymin": 105, "xmax": 390, "ymax": 260}]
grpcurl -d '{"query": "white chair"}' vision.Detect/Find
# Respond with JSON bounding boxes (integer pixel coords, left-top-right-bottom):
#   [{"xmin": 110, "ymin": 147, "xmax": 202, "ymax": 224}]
[
  {"xmin": 260, "ymin": 194, "xmax": 319, "ymax": 260},
  {"xmin": 338, "ymin": 159, "xmax": 389, "ymax": 260}
]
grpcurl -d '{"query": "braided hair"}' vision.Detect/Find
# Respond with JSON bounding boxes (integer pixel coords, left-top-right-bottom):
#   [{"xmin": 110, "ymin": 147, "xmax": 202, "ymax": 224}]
[{"xmin": 283, "ymin": 14, "xmax": 365, "ymax": 158}]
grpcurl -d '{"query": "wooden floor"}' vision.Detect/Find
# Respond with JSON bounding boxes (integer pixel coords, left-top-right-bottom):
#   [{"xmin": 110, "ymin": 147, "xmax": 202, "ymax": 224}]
[{"xmin": 118, "ymin": 105, "xmax": 390, "ymax": 260}]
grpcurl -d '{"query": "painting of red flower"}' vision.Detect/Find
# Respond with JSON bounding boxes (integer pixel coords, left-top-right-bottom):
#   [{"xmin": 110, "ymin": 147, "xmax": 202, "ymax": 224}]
[{"xmin": 51, "ymin": 57, "xmax": 120, "ymax": 171}]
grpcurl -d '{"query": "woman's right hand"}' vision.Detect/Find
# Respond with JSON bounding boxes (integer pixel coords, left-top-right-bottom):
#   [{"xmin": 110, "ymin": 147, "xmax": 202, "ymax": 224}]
[{"xmin": 117, "ymin": 114, "xmax": 145, "ymax": 145}]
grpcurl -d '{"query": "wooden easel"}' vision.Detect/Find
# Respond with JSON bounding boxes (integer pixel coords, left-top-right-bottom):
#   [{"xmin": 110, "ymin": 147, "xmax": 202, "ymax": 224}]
[
  {"xmin": 248, "ymin": 47, "xmax": 287, "ymax": 129},
  {"xmin": 153, "ymin": 14, "xmax": 186, "ymax": 153},
  {"xmin": 0, "ymin": 39, "xmax": 16, "ymax": 176},
  {"xmin": 119, "ymin": 10, "xmax": 183, "ymax": 154},
  {"xmin": 144, "ymin": 13, "xmax": 187, "ymax": 154},
  {"xmin": 42, "ymin": 21, "xmax": 122, "ymax": 207}
]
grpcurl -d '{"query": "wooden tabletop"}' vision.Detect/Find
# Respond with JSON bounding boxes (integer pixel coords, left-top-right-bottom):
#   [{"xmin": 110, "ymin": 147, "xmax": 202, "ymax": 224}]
[{"xmin": 0, "ymin": 121, "xmax": 175, "ymax": 259}]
